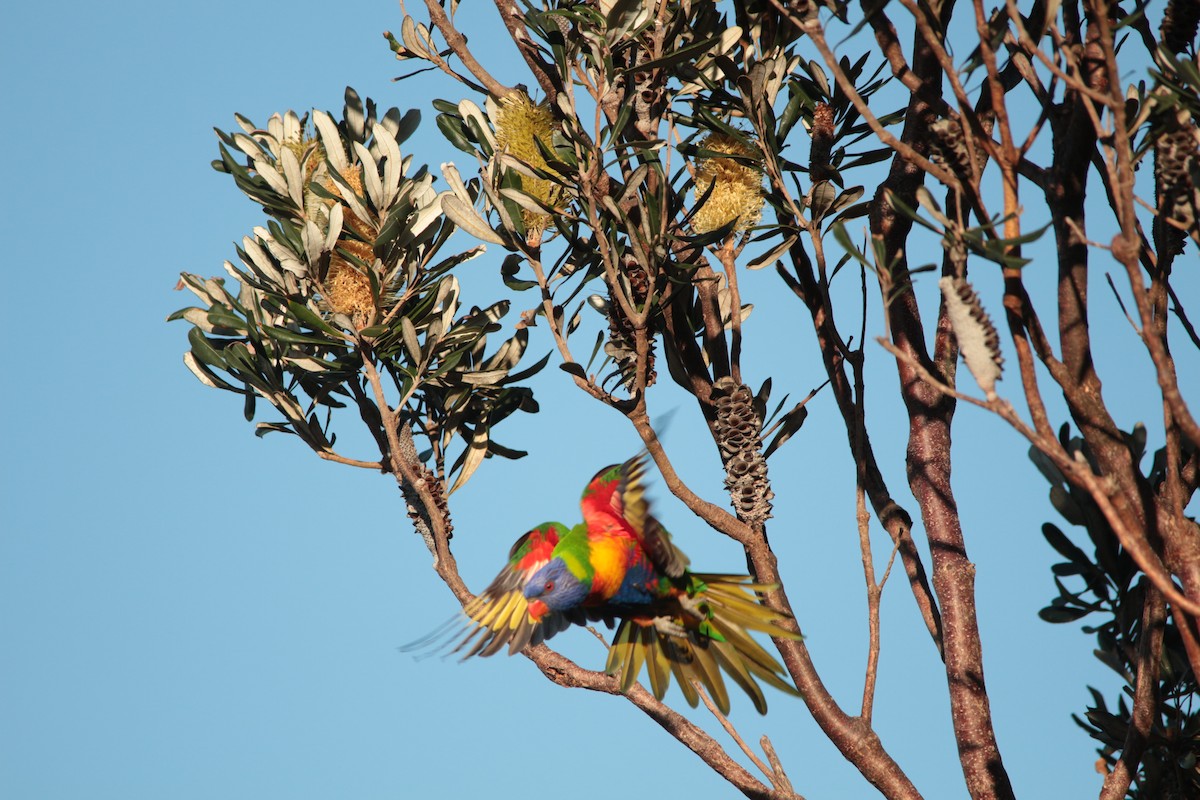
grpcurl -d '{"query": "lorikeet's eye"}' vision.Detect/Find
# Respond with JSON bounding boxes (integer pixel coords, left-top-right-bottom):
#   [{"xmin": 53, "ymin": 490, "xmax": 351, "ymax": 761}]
[{"xmin": 544, "ymin": 580, "xmax": 555, "ymax": 593}]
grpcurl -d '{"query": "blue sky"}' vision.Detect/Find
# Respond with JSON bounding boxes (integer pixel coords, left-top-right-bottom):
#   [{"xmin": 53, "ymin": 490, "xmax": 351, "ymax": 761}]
[{"xmin": 2, "ymin": 1, "xmax": 1195, "ymax": 798}]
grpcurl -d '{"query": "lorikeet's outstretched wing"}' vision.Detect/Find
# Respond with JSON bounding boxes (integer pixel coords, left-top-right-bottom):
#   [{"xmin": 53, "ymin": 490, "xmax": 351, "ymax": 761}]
[
  {"xmin": 604, "ymin": 573, "xmax": 802, "ymax": 715},
  {"xmin": 451, "ymin": 522, "xmax": 582, "ymax": 658},
  {"xmin": 582, "ymin": 453, "xmax": 690, "ymax": 579},
  {"xmin": 415, "ymin": 456, "xmax": 802, "ymax": 714}
]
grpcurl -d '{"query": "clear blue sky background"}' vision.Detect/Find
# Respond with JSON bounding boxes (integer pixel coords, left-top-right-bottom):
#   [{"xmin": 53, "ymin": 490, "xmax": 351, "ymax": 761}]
[{"xmin": 2, "ymin": 2, "xmax": 1195, "ymax": 798}]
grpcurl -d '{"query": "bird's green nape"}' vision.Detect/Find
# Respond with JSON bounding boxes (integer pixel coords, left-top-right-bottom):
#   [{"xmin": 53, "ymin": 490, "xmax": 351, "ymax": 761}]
[{"xmin": 552, "ymin": 523, "xmax": 596, "ymax": 584}]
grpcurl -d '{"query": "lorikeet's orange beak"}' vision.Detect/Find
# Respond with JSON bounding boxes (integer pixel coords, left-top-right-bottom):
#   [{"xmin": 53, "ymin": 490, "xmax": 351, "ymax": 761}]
[{"xmin": 527, "ymin": 599, "xmax": 548, "ymax": 620}]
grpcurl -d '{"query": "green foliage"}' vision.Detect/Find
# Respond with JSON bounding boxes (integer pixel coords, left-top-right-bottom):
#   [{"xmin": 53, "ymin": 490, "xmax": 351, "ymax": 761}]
[
  {"xmin": 1034, "ymin": 424, "xmax": 1200, "ymax": 798},
  {"xmin": 402, "ymin": 2, "xmax": 899, "ymax": 402},
  {"xmin": 171, "ymin": 88, "xmax": 544, "ymax": 492}
]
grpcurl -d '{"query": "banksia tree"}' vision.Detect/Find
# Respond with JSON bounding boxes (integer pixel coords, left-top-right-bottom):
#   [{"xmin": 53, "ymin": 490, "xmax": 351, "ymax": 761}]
[{"xmin": 180, "ymin": 3, "xmax": 1200, "ymax": 800}]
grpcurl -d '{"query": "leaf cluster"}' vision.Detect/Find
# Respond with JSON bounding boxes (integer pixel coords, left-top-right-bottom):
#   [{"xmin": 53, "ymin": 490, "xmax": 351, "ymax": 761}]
[
  {"xmin": 172, "ymin": 88, "xmax": 545, "ymax": 491},
  {"xmin": 1034, "ymin": 424, "xmax": 1199, "ymax": 797}
]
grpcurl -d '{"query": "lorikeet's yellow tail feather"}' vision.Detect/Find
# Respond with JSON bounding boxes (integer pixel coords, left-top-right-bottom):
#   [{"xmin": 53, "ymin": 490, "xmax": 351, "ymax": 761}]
[{"xmin": 604, "ymin": 574, "xmax": 801, "ymax": 714}]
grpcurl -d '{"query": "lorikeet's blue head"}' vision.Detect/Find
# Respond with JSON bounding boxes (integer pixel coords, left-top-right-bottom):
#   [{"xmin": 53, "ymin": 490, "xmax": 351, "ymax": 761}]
[{"xmin": 524, "ymin": 559, "xmax": 588, "ymax": 619}]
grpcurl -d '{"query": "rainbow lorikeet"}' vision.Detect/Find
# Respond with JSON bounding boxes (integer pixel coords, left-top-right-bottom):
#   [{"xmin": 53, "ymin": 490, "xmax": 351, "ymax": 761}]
[{"xmin": 451, "ymin": 454, "xmax": 801, "ymax": 714}]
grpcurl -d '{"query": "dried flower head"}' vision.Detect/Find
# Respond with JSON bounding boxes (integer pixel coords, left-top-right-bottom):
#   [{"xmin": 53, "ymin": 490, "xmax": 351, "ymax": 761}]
[
  {"xmin": 940, "ymin": 276, "xmax": 1003, "ymax": 397},
  {"xmin": 809, "ymin": 103, "xmax": 835, "ymax": 179},
  {"xmin": 493, "ymin": 92, "xmax": 560, "ymax": 233},
  {"xmin": 603, "ymin": 256, "xmax": 657, "ymax": 391},
  {"xmin": 1161, "ymin": 0, "xmax": 1200, "ymax": 55},
  {"xmin": 691, "ymin": 133, "xmax": 765, "ymax": 234}
]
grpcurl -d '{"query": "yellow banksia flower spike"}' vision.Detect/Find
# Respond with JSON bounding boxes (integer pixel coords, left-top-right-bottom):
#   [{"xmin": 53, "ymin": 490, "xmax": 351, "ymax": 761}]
[
  {"xmin": 493, "ymin": 91, "xmax": 561, "ymax": 233},
  {"xmin": 691, "ymin": 133, "xmax": 765, "ymax": 235}
]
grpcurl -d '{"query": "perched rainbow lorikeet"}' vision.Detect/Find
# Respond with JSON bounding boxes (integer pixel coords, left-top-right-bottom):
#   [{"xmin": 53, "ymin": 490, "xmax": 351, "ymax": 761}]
[{"xmin": 450, "ymin": 454, "xmax": 801, "ymax": 714}]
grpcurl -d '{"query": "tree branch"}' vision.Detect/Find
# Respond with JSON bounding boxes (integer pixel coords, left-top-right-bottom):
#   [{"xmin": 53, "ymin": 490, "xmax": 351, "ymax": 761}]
[
  {"xmin": 525, "ymin": 647, "xmax": 790, "ymax": 799},
  {"xmin": 1099, "ymin": 582, "xmax": 1165, "ymax": 800},
  {"xmin": 491, "ymin": 0, "xmax": 562, "ymax": 101},
  {"xmin": 776, "ymin": 243, "xmax": 944, "ymax": 657},
  {"xmin": 424, "ymin": 0, "xmax": 513, "ymax": 99}
]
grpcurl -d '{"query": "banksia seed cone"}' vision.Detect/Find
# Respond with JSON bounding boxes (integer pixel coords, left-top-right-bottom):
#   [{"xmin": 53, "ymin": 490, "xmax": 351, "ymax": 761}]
[
  {"xmin": 604, "ymin": 256, "xmax": 656, "ymax": 390},
  {"xmin": 1161, "ymin": 0, "xmax": 1199, "ymax": 54},
  {"xmin": 928, "ymin": 118, "xmax": 975, "ymax": 178},
  {"xmin": 494, "ymin": 92, "xmax": 561, "ymax": 233},
  {"xmin": 1154, "ymin": 110, "xmax": 1199, "ymax": 254},
  {"xmin": 692, "ymin": 134, "xmax": 765, "ymax": 234},
  {"xmin": 406, "ymin": 464, "xmax": 454, "ymax": 540},
  {"xmin": 712, "ymin": 378, "xmax": 773, "ymax": 524},
  {"xmin": 809, "ymin": 102, "xmax": 835, "ymax": 181}
]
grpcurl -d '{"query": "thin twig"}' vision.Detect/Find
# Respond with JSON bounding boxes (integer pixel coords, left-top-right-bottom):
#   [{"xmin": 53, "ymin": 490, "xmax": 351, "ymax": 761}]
[
  {"xmin": 1167, "ymin": 282, "xmax": 1200, "ymax": 351},
  {"xmin": 760, "ymin": 736, "xmax": 800, "ymax": 798},
  {"xmin": 491, "ymin": 0, "xmax": 561, "ymax": 101},
  {"xmin": 316, "ymin": 450, "xmax": 383, "ymax": 470},
  {"xmin": 774, "ymin": 248, "xmax": 944, "ymax": 657},
  {"xmin": 877, "ymin": 336, "xmax": 1200, "ymax": 618},
  {"xmin": 857, "ymin": 475, "xmax": 883, "ymax": 724},
  {"xmin": 1169, "ymin": 604, "xmax": 1200, "ymax": 686},
  {"xmin": 423, "ymin": 0, "xmax": 512, "ymax": 99},
  {"xmin": 1103, "ymin": 272, "xmax": 1141, "ymax": 334},
  {"xmin": 524, "ymin": 647, "xmax": 782, "ymax": 799},
  {"xmin": 628, "ymin": 411, "xmax": 753, "ymax": 542},
  {"xmin": 697, "ymin": 685, "xmax": 778, "ymax": 787}
]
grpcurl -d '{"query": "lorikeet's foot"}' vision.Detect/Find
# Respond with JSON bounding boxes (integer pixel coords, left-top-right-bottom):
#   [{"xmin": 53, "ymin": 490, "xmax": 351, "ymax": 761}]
[
  {"xmin": 677, "ymin": 593, "xmax": 708, "ymax": 621},
  {"xmin": 651, "ymin": 616, "xmax": 689, "ymax": 639}
]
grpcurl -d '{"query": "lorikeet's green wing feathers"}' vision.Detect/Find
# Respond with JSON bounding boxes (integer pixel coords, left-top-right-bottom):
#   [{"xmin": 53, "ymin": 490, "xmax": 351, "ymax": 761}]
[
  {"xmin": 602, "ymin": 573, "xmax": 801, "ymax": 714},
  {"xmin": 582, "ymin": 453, "xmax": 690, "ymax": 579},
  {"xmin": 453, "ymin": 522, "xmax": 573, "ymax": 658}
]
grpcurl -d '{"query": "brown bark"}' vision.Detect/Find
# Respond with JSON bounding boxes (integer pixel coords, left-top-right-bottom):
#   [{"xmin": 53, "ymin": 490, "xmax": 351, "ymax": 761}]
[{"xmin": 866, "ymin": 0, "xmax": 1015, "ymax": 791}]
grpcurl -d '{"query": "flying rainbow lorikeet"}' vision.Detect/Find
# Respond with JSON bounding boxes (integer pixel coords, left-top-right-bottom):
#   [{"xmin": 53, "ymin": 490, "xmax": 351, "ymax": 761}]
[{"xmin": 449, "ymin": 453, "xmax": 802, "ymax": 714}]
